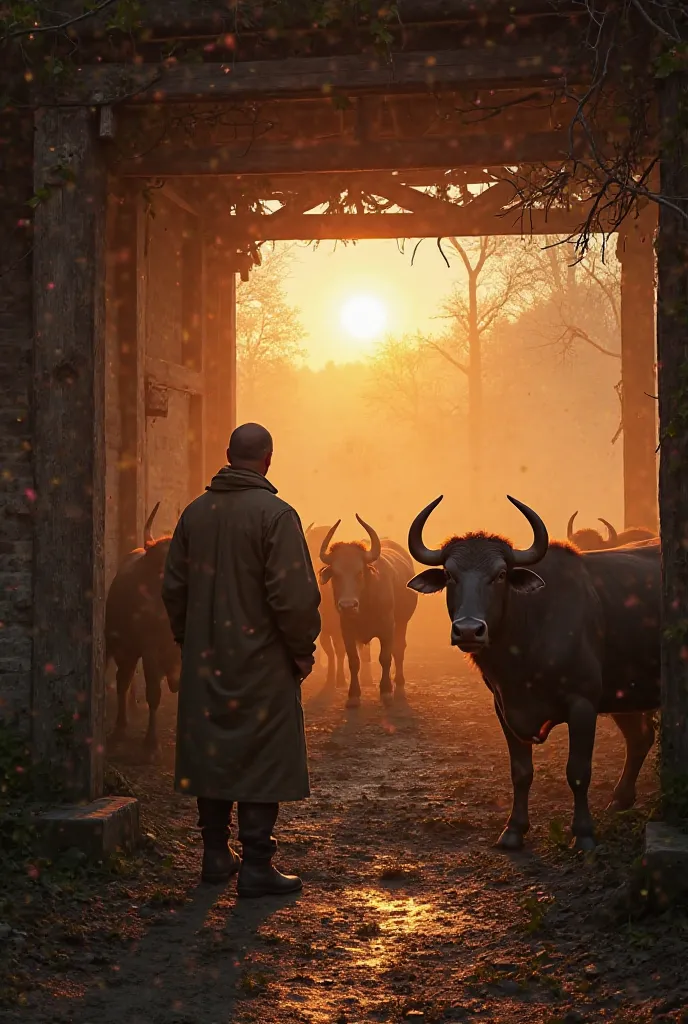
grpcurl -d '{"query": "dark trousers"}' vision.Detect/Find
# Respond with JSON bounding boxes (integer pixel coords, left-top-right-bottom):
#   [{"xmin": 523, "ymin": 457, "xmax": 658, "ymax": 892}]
[{"xmin": 197, "ymin": 798, "xmax": 279, "ymax": 862}]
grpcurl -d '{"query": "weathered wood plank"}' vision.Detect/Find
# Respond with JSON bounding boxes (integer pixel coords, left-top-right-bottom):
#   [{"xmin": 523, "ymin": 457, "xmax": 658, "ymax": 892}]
[
  {"xmin": 56, "ymin": 0, "xmax": 578, "ymax": 39},
  {"xmin": 32, "ymin": 106, "xmax": 107, "ymax": 801},
  {"xmin": 220, "ymin": 270, "xmax": 237, "ymax": 442},
  {"xmin": 145, "ymin": 355, "xmax": 204, "ymax": 395},
  {"xmin": 205, "ymin": 205, "xmax": 608, "ymax": 242},
  {"xmin": 657, "ymin": 68, "xmax": 688, "ymax": 790},
  {"xmin": 112, "ymin": 186, "xmax": 143, "ymax": 558},
  {"xmin": 160, "ymin": 183, "xmax": 198, "ymax": 216},
  {"xmin": 54, "ymin": 44, "xmax": 588, "ymax": 106},
  {"xmin": 117, "ymin": 131, "xmax": 591, "ymax": 178},
  {"xmin": 617, "ymin": 207, "xmax": 658, "ymax": 533},
  {"xmin": 135, "ymin": 198, "xmax": 148, "ymax": 544}
]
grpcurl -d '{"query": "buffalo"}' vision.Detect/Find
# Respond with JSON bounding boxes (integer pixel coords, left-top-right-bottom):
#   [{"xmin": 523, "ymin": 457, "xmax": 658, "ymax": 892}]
[
  {"xmin": 318, "ymin": 517, "xmax": 418, "ymax": 708},
  {"xmin": 567, "ymin": 511, "xmax": 655, "ymax": 551},
  {"xmin": 407, "ymin": 495, "xmax": 659, "ymax": 851},
  {"xmin": 304, "ymin": 524, "xmax": 372, "ymax": 689},
  {"xmin": 106, "ymin": 504, "xmax": 180, "ymax": 756}
]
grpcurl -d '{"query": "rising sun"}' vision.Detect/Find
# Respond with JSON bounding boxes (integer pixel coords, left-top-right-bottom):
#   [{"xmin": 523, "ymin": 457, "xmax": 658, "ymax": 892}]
[{"xmin": 340, "ymin": 294, "xmax": 388, "ymax": 342}]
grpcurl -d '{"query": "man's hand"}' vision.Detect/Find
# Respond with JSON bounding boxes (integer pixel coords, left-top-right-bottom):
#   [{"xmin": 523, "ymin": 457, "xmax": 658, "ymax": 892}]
[{"xmin": 294, "ymin": 657, "xmax": 314, "ymax": 681}]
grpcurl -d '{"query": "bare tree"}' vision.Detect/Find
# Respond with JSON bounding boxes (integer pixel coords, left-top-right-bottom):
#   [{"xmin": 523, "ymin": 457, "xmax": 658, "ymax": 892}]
[
  {"xmin": 236, "ymin": 245, "xmax": 305, "ymax": 405},
  {"xmin": 427, "ymin": 236, "xmax": 540, "ymax": 504},
  {"xmin": 538, "ymin": 239, "xmax": 621, "ymax": 362},
  {"xmin": 366, "ymin": 333, "xmax": 457, "ymax": 426}
]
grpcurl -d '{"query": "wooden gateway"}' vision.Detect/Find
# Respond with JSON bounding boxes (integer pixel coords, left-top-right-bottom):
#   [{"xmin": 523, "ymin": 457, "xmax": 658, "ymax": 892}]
[{"xmin": 0, "ymin": 0, "xmax": 668, "ymax": 801}]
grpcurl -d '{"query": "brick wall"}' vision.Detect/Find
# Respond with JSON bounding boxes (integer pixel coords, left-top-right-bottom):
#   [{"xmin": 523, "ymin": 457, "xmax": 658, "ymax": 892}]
[{"xmin": 0, "ymin": 113, "xmax": 34, "ymax": 727}]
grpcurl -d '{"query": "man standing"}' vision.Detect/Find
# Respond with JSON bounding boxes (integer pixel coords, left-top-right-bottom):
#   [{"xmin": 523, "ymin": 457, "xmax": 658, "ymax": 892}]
[{"xmin": 162, "ymin": 423, "xmax": 321, "ymax": 897}]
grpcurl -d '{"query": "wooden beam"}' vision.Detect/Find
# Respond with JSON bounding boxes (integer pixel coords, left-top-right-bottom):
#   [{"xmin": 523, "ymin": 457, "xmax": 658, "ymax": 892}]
[
  {"xmin": 206, "ymin": 206, "xmax": 606, "ymax": 242},
  {"xmin": 145, "ymin": 355, "xmax": 204, "ymax": 394},
  {"xmin": 55, "ymin": 44, "xmax": 588, "ymax": 106},
  {"xmin": 117, "ymin": 131, "xmax": 591, "ymax": 178},
  {"xmin": 57, "ymin": 0, "xmax": 579, "ymax": 38},
  {"xmin": 220, "ymin": 271, "xmax": 237, "ymax": 439},
  {"xmin": 32, "ymin": 106, "xmax": 107, "ymax": 802},
  {"xmin": 112, "ymin": 186, "xmax": 143, "ymax": 558},
  {"xmin": 657, "ymin": 66, "xmax": 688, "ymax": 790},
  {"xmin": 160, "ymin": 183, "xmax": 198, "ymax": 216},
  {"xmin": 618, "ymin": 208, "xmax": 658, "ymax": 532}
]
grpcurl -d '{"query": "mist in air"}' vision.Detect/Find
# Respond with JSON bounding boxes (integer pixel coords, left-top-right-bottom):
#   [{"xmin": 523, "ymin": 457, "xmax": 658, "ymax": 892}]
[{"xmin": 235, "ymin": 236, "xmax": 633, "ymax": 647}]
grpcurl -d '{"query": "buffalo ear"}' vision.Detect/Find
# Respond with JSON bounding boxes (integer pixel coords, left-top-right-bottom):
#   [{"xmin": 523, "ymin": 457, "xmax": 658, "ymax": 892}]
[
  {"xmin": 509, "ymin": 567, "xmax": 545, "ymax": 594},
  {"xmin": 407, "ymin": 569, "xmax": 447, "ymax": 594},
  {"xmin": 318, "ymin": 566, "xmax": 333, "ymax": 585}
]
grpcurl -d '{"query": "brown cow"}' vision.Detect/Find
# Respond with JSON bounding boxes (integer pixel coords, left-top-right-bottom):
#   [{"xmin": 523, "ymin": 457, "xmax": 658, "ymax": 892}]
[{"xmin": 319, "ymin": 517, "xmax": 417, "ymax": 708}]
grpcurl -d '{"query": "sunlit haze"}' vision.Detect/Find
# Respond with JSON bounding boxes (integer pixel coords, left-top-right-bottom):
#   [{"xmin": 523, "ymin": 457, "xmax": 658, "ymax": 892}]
[
  {"xmin": 282, "ymin": 239, "xmax": 453, "ymax": 367},
  {"xmin": 340, "ymin": 293, "xmax": 388, "ymax": 343}
]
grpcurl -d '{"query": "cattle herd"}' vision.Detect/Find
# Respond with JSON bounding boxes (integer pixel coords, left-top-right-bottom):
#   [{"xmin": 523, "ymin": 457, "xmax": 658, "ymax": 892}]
[{"xmin": 105, "ymin": 498, "xmax": 660, "ymax": 852}]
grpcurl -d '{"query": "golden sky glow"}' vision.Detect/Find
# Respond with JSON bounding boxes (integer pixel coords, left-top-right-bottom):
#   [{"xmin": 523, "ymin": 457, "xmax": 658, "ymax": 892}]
[
  {"xmin": 340, "ymin": 293, "xmax": 388, "ymax": 344},
  {"xmin": 281, "ymin": 239, "xmax": 458, "ymax": 367}
]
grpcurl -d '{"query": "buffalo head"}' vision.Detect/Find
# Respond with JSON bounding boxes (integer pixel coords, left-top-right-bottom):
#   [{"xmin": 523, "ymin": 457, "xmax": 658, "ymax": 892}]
[
  {"xmin": 566, "ymin": 511, "xmax": 617, "ymax": 551},
  {"xmin": 318, "ymin": 516, "xmax": 382, "ymax": 616},
  {"xmin": 407, "ymin": 496, "xmax": 548, "ymax": 653}
]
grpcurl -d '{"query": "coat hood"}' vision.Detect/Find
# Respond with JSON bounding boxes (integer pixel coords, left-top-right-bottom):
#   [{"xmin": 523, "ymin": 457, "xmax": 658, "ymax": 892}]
[{"xmin": 207, "ymin": 466, "xmax": 278, "ymax": 494}]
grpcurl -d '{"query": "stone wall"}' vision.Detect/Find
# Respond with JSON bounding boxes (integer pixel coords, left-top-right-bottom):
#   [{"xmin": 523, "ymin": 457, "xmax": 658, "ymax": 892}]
[{"xmin": 0, "ymin": 113, "xmax": 34, "ymax": 727}]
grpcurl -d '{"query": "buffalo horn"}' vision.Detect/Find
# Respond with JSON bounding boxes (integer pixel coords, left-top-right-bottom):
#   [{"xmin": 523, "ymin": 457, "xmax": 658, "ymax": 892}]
[
  {"xmin": 408, "ymin": 496, "xmax": 445, "ymax": 566},
  {"xmin": 598, "ymin": 518, "xmax": 618, "ymax": 546},
  {"xmin": 143, "ymin": 502, "xmax": 160, "ymax": 547},
  {"xmin": 508, "ymin": 496, "xmax": 549, "ymax": 566},
  {"xmin": 356, "ymin": 514, "xmax": 381, "ymax": 563},
  {"xmin": 319, "ymin": 520, "xmax": 341, "ymax": 564},
  {"xmin": 305, "ymin": 522, "xmax": 315, "ymax": 535},
  {"xmin": 567, "ymin": 511, "xmax": 578, "ymax": 540}
]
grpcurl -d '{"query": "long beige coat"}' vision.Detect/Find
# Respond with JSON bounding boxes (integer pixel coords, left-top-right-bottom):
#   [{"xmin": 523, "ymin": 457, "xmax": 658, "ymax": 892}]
[{"xmin": 162, "ymin": 467, "xmax": 321, "ymax": 803}]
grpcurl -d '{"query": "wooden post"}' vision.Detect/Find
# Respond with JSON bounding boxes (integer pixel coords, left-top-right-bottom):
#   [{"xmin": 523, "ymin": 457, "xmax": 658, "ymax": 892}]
[
  {"xmin": 113, "ymin": 185, "xmax": 144, "ymax": 556},
  {"xmin": 657, "ymin": 69, "xmax": 688, "ymax": 795},
  {"xmin": 617, "ymin": 208, "xmax": 658, "ymax": 532},
  {"xmin": 182, "ymin": 219, "xmax": 204, "ymax": 499},
  {"xmin": 203, "ymin": 248, "xmax": 237, "ymax": 473},
  {"xmin": 32, "ymin": 107, "xmax": 107, "ymax": 802},
  {"xmin": 220, "ymin": 263, "xmax": 238, "ymax": 441},
  {"xmin": 226, "ymin": 270, "xmax": 238, "ymax": 434}
]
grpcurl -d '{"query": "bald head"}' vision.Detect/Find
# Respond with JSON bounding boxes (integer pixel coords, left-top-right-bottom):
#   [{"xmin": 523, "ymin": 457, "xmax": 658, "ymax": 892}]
[{"xmin": 228, "ymin": 422, "xmax": 273, "ymax": 475}]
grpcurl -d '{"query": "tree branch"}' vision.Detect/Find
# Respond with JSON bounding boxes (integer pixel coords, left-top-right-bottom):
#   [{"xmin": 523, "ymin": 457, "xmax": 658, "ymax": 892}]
[
  {"xmin": 426, "ymin": 339, "xmax": 469, "ymax": 376},
  {"xmin": 8, "ymin": 0, "xmax": 120, "ymax": 38}
]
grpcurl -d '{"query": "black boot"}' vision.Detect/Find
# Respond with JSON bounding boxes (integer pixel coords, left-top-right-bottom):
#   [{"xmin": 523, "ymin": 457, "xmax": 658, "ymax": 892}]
[
  {"xmin": 197, "ymin": 798, "xmax": 240, "ymax": 885},
  {"xmin": 201, "ymin": 829, "xmax": 241, "ymax": 884},
  {"xmin": 237, "ymin": 802, "xmax": 302, "ymax": 898}
]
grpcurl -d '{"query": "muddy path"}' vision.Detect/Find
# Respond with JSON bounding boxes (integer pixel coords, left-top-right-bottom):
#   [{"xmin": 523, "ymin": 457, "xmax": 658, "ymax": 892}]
[{"xmin": 2, "ymin": 648, "xmax": 688, "ymax": 1023}]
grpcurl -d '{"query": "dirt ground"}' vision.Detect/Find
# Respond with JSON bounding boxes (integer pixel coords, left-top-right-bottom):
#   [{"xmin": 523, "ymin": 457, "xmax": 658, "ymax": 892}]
[{"xmin": 2, "ymin": 645, "xmax": 688, "ymax": 1024}]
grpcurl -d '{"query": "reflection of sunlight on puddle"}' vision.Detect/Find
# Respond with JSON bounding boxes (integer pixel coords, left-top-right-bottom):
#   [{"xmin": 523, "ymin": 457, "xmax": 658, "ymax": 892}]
[
  {"xmin": 361, "ymin": 892, "xmax": 435, "ymax": 935},
  {"xmin": 340, "ymin": 890, "xmax": 471, "ymax": 969}
]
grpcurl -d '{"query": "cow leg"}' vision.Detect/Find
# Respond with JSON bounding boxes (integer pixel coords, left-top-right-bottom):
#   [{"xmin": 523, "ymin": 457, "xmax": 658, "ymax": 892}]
[
  {"xmin": 608, "ymin": 711, "xmax": 655, "ymax": 811},
  {"xmin": 494, "ymin": 700, "xmax": 533, "ymax": 851},
  {"xmin": 320, "ymin": 631, "xmax": 336, "ymax": 688},
  {"xmin": 128, "ymin": 676, "xmax": 139, "ymax": 715},
  {"xmin": 392, "ymin": 621, "xmax": 408, "ymax": 698},
  {"xmin": 378, "ymin": 628, "xmax": 394, "ymax": 707},
  {"xmin": 142, "ymin": 653, "xmax": 163, "ymax": 760},
  {"xmin": 360, "ymin": 642, "xmax": 373, "ymax": 684},
  {"xmin": 333, "ymin": 631, "xmax": 347, "ymax": 689},
  {"xmin": 343, "ymin": 630, "xmax": 361, "ymax": 708},
  {"xmin": 113, "ymin": 657, "xmax": 138, "ymax": 738},
  {"xmin": 566, "ymin": 697, "xmax": 598, "ymax": 851}
]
